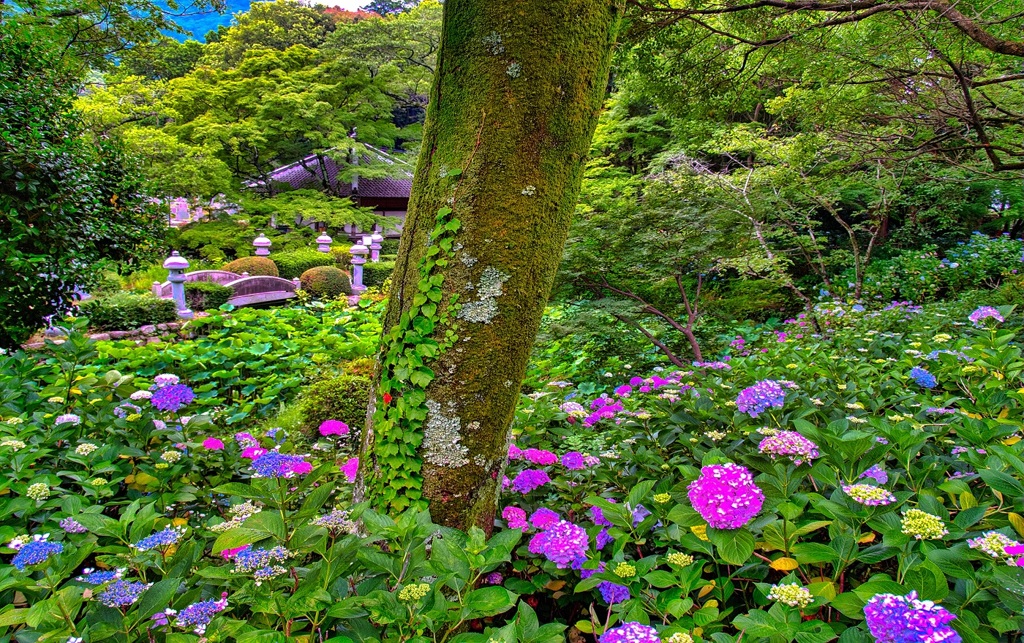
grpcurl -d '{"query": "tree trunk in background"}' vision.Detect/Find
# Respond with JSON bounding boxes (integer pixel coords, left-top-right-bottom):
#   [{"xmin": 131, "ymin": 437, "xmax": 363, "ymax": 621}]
[{"xmin": 356, "ymin": 0, "xmax": 621, "ymax": 531}]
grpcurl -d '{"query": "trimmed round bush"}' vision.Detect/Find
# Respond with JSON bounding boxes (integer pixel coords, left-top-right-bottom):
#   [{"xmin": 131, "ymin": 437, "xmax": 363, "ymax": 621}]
[
  {"xmin": 274, "ymin": 249, "xmax": 336, "ymax": 279},
  {"xmin": 299, "ymin": 374, "xmax": 371, "ymax": 436},
  {"xmin": 300, "ymin": 266, "xmax": 351, "ymax": 299},
  {"xmin": 363, "ymin": 260, "xmax": 395, "ymax": 288},
  {"xmin": 79, "ymin": 292, "xmax": 178, "ymax": 331},
  {"xmin": 185, "ymin": 281, "xmax": 233, "ymax": 311},
  {"xmin": 223, "ymin": 256, "xmax": 279, "ymax": 277}
]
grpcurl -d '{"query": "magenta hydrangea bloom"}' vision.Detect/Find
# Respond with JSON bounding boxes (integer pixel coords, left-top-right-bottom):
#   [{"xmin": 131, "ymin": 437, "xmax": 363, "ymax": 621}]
[
  {"xmin": 508, "ymin": 444, "xmax": 523, "ymax": 460},
  {"xmin": 599, "ymin": 622, "xmax": 660, "ymax": 643},
  {"xmin": 341, "ymin": 457, "xmax": 359, "ymax": 482},
  {"xmin": 241, "ymin": 446, "xmax": 267, "ymax": 460},
  {"xmin": 529, "ymin": 508, "xmax": 560, "ymax": 530},
  {"xmin": 202, "ymin": 438, "xmax": 225, "ymax": 451},
  {"xmin": 687, "ymin": 463, "xmax": 764, "ymax": 529},
  {"xmin": 502, "ymin": 506, "xmax": 528, "ymax": 530},
  {"xmin": 319, "ymin": 420, "xmax": 349, "ymax": 436},
  {"xmin": 523, "ymin": 448, "xmax": 558, "ymax": 466},
  {"xmin": 758, "ymin": 431, "xmax": 820, "ymax": 465},
  {"xmin": 863, "ymin": 591, "xmax": 961, "ymax": 643},
  {"xmin": 561, "ymin": 451, "xmax": 585, "ymax": 470},
  {"xmin": 736, "ymin": 380, "xmax": 786, "ymax": 418},
  {"xmin": 527, "ymin": 520, "xmax": 588, "ymax": 568},
  {"xmin": 511, "ymin": 469, "xmax": 550, "ymax": 494}
]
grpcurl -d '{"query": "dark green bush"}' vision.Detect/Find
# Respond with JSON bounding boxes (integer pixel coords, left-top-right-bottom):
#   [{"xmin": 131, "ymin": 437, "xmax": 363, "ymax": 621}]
[
  {"xmin": 79, "ymin": 292, "xmax": 178, "ymax": 331},
  {"xmin": 222, "ymin": 256, "xmax": 279, "ymax": 277},
  {"xmin": 362, "ymin": 260, "xmax": 395, "ymax": 288},
  {"xmin": 274, "ymin": 249, "xmax": 336, "ymax": 279},
  {"xmin": 299, "ymin": 374, "xmax": 371, "ymax": 436},
  {"xmin": 185, "ymin": 281, "xmax": 233, "ymax": 311},
  {"xmin": 380, "ymin": 239, "xmax": 400, "ymax": 255},
  {"xmin": 300, "ymin": 266, "xmax": 351, "ymax": 298}
]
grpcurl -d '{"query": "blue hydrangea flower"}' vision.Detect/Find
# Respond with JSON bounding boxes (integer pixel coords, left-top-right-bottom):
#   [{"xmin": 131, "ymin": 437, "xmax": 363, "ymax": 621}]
[
  {"xmin": 736, "ymin": 380, "xmax": 786, "ymax": 418},
  {"xmin": 250, "ymin": 451, "xmax": 312, "ymax": 478},
  {"xmin": 133, "ymin": 526, "xmax": 186, "ymax": 552},
  {"xmin": 12, "ymin": 538, "xmax": 63, "ymax": 570},
  {"xmin": 909, "ymin": 366, "xmax": 937, "ymax": 388},
  {"xmin": 151, "ymin": 384, "xmax": 195, "ymax": 413},
  {"xmin": 175, "ymin": 593, "xmax": 229, "ymax": 634},
  {"xmin": 98, "ymin": 580, "xmax": 151, "ymax": 607},
  {"xmin": 77, "ymin": 568, "xmax": 123, "ymax": 584}
]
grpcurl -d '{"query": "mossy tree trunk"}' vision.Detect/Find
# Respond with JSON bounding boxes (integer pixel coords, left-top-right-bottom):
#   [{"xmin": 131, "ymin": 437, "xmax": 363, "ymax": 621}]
[{"xmin": 356, "ymin": 0, "xmax": 622, "ymax": 531}]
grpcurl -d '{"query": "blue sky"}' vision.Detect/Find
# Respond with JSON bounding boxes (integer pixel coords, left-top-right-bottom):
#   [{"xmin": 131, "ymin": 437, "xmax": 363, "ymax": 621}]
[{"xmin": 172, "ymin": 0, "xmax": 368, "ymax": 41}]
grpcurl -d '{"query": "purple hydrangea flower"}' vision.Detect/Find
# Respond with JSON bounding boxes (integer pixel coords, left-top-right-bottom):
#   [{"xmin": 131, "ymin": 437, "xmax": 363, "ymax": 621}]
[
  {"xmin": 561, "ymin": 451, "xmax": 585, "ymax": 470},
  {"xmin": 485, "ymin": 572, "xmax": 503, "ymax": 585},
  {"xmin": 175, "ymin": 593, "xmax": 229, "ymax": 635},
  {"xmin": 251, "ymin": 451, "xmax": 312, "ymax": 478},
  {"xmin": 595, "ymin": 528, "xmax": 613, "ymax": 550},
  {"xmin": 529, "ymin": 508, "xmax": 560, "ymax": 530},
  {"xmin": 502, "ymin": 506, "xmax": 528, "ymax": 530},
  {"xmin": 60, "ymin": 518, "xmax": 88, "ymax": 534},
  {"xmin": 687, "ymin": 463, "xmax": 764, "ymax": 529},
  {"xmin": 909, "ymin": 366, "xmax": 937, "ymax": 389},
  {"xmin": 12, "ymin": 538, "xmax": 63, "ymax": 570},
  {"xmin": 98, "ymin": 580, "xmax": 151, "ymax": 607},
  {"xmin": 863, "ymin": 591, "xmax": 961, "ymax": 643},
  {"xmin": 631, "ymin": 504, "xmax": 651, "ymax": 527},
  {"xmin": 511, "ymin": 469, "xmax": 550, "ymax": 494},
  {"xmin": 736, "ymin": 380, "xmax": 786, "ymax": 418},
  {"xmin": 590, "ymin": 501, "xmax": 615, "ymax": 527},
  {"xmin": 969, "ymin": 306, "xmax": 1004, "ymax": 326},
  {"xmin": 523, "ymin": 448, "xmax": 557, "ymax": 466},
  {"xmin": 151, "ymin": 384, "xmax": 195, "ymax": 413},
  {"xmin": 758, "ymin": 431, "xmax": 820, "ymax": 465},
  {"xmin": 54, "ymin": 413, "xmax": 80, "ymax": 426},
  {"xmin": 599, "ymin": 622, "xmax": 660, "ymax": 643},
  {"xmin": 581, "ymin": 564, "xmax": 630, "ymax": 605},
  {"xmin": 527, "ymin": 520, "xmax": 588, "ymax": 568},
  {"xmin": 508, "ymin": 444, "xmax": 524, "ymax": 460},
  {"xmin": 860, "ymin": 465, "xmax": 889, "ymax": 484},
  {"xmin": 133, "ymin": 526, "xmax": 185, "ymax": 552}
]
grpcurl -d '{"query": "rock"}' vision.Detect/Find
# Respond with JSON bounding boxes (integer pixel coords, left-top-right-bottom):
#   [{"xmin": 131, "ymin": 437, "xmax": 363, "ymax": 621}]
[
  {"xmin": 146, "ymin": 337, "xmax": 162, "ymax": 344},
  {"xmin": 139, "ymin": 325, "xmax": 157, "ymax": 335},
  {"xmin": 23, "ymin": 342, "xmax": 45, "ymax": 350},
  {"xmin": 90, "ymin": 333, "xmax": 110, "ymax": 342},
  {"xmin": 167, "ymin": 322, "xmax": 180, "ymax": 330},
  {"xmin": 156, "ymin": 323, "xmax": 168, "ymax": 331},
  {"xmin": 109, "ymin": 331, "xmax": 127, "ymax": 339}
]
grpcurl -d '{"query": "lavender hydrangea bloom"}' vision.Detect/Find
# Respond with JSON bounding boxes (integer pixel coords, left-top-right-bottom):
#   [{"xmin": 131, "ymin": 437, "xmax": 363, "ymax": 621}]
[
  {"xmin": 98, "ymin": 580, "xmax": 151, "ymax": 607},
  {"xmin": 687, "ymin": 463, "xmax": 764, "ymax": 529},
  {"xmin": 60, "ymin": 517, "xmax": 88, "ymax": 534},
  {"xmin": 12, "ymin": 539, "xmax": 63, "ymax": 570},
  {"xmin": 599, "ymin": 622, "xmax": 660, "ymax": 643},
  {"xmin": 527, "ymin": 520, "xmax": 588, "ymax": 568},
  {"xmin": 863, "ymin": 591, "xmax": 961, "ymax": 643},
  {"xmin": 151, "ymin": 384, "xmax": 194, "ymax": 412},
  {"xmin": 909, "ymin": 366, "xmax": 937, "ymax": 389},
  {"xmin": 595, "ymin": 528, "xmax": 613, "ymax": 550},
  {"xmin": 736, "ymin": 380, "xmax": 786, "ymax": 418},
  {"xmin": 969, "ymin": 306, "xmax": 1004, "ymax": 326},
  {"xmin": 631, "ymin": 504, "xmax": 651, "ymax": 526},
  {"xmin": 581, "ymin": 564, "xmax": 631, "ymax": 605},
  {"xmin": 561, "ymin": 451, "xmax": 585, "ymax": 470},
  {"xmin": 511, "ymin": 469, "xmax": 551, "ymax": 494},
  {"xmin": 54, "ymin": 414, "xmax": 80, "ymax": 426},
  {"xmin": 758, "ymin": 431, "xmax": 820, "ymax": 465},
  {"xmin": 860, "ymin": 465, "xmax": 889, "ymax": 484}
]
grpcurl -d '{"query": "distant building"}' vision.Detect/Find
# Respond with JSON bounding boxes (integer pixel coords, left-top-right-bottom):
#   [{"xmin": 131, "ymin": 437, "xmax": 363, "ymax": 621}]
[{"xmin": 250, "ymin": 144, "xmax": 412, "ymax": 241}]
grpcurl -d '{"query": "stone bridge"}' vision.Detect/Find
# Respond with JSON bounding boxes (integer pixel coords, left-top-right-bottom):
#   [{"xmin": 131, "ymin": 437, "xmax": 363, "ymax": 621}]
[{"xmin": 153, "ymin": 270, "xmax": 301, "ymax": 307}]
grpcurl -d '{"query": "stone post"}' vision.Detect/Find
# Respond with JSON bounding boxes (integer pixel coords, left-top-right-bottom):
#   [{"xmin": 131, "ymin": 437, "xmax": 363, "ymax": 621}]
[
  {"xmin": 370, "ymin": 232, "xmax": 383, "ymax": 262},
  {"xmin": 152, "ymin": 281, "xmax": 161, "ymax": 297},
  {"xmin": 350, "ymin": 242, "xmax": 368, "ymax": 293},
  {"xmin": 316, "ymin": 233, "xmax": 333, "ymax": 253},
  {"xmin": 254, "ymin": 233, "xmax": 272, "ymax": 256},
  {"xmin": 163, "ymin": 252, "xmax": 194, "ymax": 320}
]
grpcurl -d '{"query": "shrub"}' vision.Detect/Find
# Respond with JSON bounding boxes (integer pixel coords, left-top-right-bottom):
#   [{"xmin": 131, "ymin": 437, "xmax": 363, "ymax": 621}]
[
  {"xmin": 362, "ymin": 260, "xmax": 395, "ymax": 288},
  {"xmin": 222, "ymin": 256, "xmax": 279, "ymax": 277},
  {"xmin": 329, "ymin": 244, "xmax": 353, "ymax": 265},
  {"xmin": 300, "ymin": 266, "xmax": 351, "ymax": 299},
  {"xmin": 380, "ymin": 239, "xmax": 400, "ymax": 255},
  {"xmin": 185, "ymin": 281, "xmax": 233, "ymax": 311},
  {"xmin": 299, "ymin": 374, "xmax": 371, "ymax": 435},
  {"xmin": 275, "ymin": 249, "xmax": 336, "ymax": 279},
  {"xmin": 79, "ymin": 292, "xmax": 178, "ymax": 331}
]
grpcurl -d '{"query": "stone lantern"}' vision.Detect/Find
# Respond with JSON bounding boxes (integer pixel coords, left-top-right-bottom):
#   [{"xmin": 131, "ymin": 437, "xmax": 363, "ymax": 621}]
[
  {"xmin": 350, "ymin": 242, "xmax": 369, "ymax": 293},
  {"xmin": 253, "ymin": 233, "xmax": 272, "ymax": 256},
  {"xmin": 163, "ymin": 251, "xmax": 194, "ymax": 319},
  {"xmin": 369, "ymin": 232, "xmax": 383, "ymax": 262},
  {"xmin": 316, "ymin": 233, "xmax": 333, "ymax": 253}
]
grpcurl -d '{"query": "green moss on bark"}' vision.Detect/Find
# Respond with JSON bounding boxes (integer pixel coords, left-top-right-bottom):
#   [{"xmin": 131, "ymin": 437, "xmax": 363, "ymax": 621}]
[{"xmin": 360, "ymin": 0, "xmax": 622, "ymax": 532}]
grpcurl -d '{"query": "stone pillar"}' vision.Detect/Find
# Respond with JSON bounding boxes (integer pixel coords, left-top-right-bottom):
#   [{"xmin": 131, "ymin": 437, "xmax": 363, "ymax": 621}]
[
  {"xmin": 316, "ymin": 234, "xmax": 333, "ymax": 253},
  {"xmin": 370, "ymin": 232, "xmax": 383, "ymax": 262},
  {"xmin": 350, "ymin": 242, "xmax": 368, "ymax": 293},
  {"xmin": 163, "ymin": 252, "xmax": 193, "ymax": 320},
  {"xmin": 152, "ymin": 281, "xmax": 161, "ymax": 297},
  {"xmin": 254, "ymin": 233, "xmax": 272, "ymax": 257}
]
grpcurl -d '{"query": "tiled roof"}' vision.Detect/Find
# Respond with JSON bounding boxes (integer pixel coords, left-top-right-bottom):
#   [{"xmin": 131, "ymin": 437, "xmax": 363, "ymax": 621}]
[{"xmin": 254, "ymin": 145, "xmax": 412, "ymax": 200}]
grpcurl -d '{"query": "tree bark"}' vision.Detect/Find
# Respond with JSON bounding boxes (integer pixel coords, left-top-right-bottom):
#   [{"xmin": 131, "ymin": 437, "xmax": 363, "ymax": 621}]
[{"xmin": 356, "ymin": 0, "xmax": 622, "ymax": 531}]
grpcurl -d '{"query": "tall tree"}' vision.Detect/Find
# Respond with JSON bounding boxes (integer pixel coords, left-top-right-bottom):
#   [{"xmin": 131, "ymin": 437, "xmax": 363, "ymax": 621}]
[{"xmin": 357, "ymin": 0, "xmax": 623, "ymax": 530}]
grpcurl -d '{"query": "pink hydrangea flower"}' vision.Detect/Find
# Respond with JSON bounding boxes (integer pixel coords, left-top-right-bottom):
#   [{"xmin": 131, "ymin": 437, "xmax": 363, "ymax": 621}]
[
  {"xmin": 221, "ymin": 545, "xmax": 249, "ymax": 560},
  {"xmin": 341, "ymin": 457, "xmax": 359, "ymax": 482},
  {"xmin": 202, "ymin": 438, "xmax": 225, "ymax": 451},
  {"xmin": 687, "ymin": 463, "xmax": 764, "ymax": 529},
  {"xmin": 502, "ymin": 506, "xmax": 528, "ymax": 530},
  {"xmin": 523, "ymin": 448, "xmax": 557, "ymax": 466},
  {"xmin": 241, "ymin": 446, "xmax": 268, "ymax": 460},
  {"xmin": 319, "ymin": 420, "xmax": 349, "ymax": 436}
]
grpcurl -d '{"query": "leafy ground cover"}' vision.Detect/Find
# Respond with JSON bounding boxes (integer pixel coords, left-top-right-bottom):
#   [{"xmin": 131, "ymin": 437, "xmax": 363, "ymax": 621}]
[{"xmin": 1, "ymin": 300, "xmax": 1022, "ymax": 643}]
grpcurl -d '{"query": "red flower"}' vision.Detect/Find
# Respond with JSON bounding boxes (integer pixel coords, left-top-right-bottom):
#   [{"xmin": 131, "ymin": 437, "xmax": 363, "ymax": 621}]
[{"xmin": 383, "ymin": 393, "xmax": 392, "ymax": 404}]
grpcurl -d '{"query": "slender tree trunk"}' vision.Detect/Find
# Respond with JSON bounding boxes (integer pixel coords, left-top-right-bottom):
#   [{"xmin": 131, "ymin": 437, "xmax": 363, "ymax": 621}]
[{"xmin": 356, "ymin": 0, "xmax": 622, "ymax": 531}]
